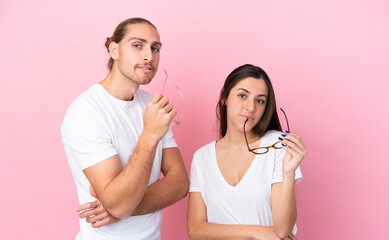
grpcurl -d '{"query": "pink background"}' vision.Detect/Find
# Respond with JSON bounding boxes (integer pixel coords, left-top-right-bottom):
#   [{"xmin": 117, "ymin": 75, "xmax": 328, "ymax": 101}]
[{"xmin": 1, "ymin": 0, "xmax": 388, "ymax": 239}]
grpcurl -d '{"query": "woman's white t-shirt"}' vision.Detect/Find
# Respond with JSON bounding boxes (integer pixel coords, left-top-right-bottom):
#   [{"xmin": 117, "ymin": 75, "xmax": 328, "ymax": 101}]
[{"xmin": 189, "ymin": 130, "xmax": 302, "ymax": 234}]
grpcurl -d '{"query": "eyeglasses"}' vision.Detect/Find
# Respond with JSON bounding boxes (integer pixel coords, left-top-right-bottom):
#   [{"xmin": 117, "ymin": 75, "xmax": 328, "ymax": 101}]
[
  {"xmin": 243, "ymin": 108, "xmax": 289, "ymax": 154},
  {"xmin": 161, "ymin": 69, "xmax": 183, "ymax": 126}
]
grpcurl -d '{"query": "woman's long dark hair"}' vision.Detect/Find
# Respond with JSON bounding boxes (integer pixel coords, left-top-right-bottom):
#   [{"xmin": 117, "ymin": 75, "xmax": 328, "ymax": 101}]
[{"xmin": 216, "ymin": 64, "xmax": 282, "ymax": 138}]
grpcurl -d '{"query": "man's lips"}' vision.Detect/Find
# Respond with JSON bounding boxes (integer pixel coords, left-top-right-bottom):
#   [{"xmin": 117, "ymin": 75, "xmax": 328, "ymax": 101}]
[{"xmin": 134, "ymin": 64, "xmax": 155, "ymax": 72}]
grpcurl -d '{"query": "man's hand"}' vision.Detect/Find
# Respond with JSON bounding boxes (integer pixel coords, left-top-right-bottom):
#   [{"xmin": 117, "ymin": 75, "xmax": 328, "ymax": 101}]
[
  {"xmin": 142, "ymin": 94, "xmax": 177, "ymax": 142},
  {"xmin": 75, "ymin": 185, "xmax": 119, "ymax": 228}
]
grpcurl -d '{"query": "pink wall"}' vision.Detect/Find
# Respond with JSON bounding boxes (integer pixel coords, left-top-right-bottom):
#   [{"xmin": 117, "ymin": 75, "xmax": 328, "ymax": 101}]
[{"xmin": 1, "ymin": 0, "xmax": 388, "ymax": 239}]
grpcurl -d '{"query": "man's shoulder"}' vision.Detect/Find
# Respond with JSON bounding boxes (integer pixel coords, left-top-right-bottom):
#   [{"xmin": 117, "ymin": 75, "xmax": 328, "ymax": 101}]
[
  {"xmin": 67, "ymin": 84, "xmax": 101, "ymax": 110},
  {"xmin": 62, "ymin": 84, "xmax": 103, "ymax": 126}
]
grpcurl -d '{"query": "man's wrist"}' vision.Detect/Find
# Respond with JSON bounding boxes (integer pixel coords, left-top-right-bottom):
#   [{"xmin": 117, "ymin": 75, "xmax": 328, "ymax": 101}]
[{"xmin": 139, "ymin": 131, "xmax": 160, "ymax": 147}]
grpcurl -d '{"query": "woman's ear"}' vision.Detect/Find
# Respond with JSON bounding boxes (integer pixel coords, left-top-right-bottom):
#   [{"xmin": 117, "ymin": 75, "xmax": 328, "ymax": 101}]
[{"xmin": 221, "ymin": 96, "xmax": 227, "ymax": 106}]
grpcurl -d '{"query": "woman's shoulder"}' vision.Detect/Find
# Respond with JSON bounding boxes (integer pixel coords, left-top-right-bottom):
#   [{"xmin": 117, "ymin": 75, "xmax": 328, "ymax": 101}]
[
  {"xmin": 262, "ymin": 130, "xmax": 284, "ymax": 144},
  {"xmin": 192, "ymin": 141, "xmax": 216, "ymax": 163},
  {"xmin": 194, "ymin": 141, "xmax": 215, "ymax": 155}
]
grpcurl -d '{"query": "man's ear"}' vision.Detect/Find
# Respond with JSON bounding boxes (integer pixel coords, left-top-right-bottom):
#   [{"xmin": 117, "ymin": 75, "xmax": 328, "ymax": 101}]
[{"xmin": 109, "ymin": 41, "xmax": 119, "ymax": 60}]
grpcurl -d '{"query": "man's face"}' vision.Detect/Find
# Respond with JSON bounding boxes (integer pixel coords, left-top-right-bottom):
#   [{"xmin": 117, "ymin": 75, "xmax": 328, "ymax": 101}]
[{"xmin": 112, "ymin": 23, "xmax": 161, "ymax": 85}]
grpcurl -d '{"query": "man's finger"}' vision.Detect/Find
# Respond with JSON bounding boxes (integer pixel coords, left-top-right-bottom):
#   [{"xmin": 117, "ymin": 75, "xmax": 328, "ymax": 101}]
[
  {"xmin": 75, "ymin": 201, "xmax": 96, "ymax": 212},
  {"xmin": 79, "ymin": 203, "xmax": 104, "ymax": 218},
  {"xmin": 150, "ymin": 94, "xmax": 163, "ymax": 104},
  {"xmin": 92, "ymin": 218, "xmax": 110, "ymax": 228},
  {"xmin": 89, "ymin": 185, "xmax": 98, "ymax": 198}
]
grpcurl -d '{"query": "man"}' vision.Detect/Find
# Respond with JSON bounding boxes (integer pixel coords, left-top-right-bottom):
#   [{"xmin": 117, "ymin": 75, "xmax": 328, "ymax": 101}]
[{"xmin": 61, "ymin": 18, "xmax": 189, "ymax": 240}]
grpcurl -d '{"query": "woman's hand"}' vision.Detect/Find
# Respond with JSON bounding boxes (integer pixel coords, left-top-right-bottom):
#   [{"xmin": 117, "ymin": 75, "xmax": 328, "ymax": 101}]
[
  {"xmin": 74, "ymin": 185, "xmax": 120, "ymax": 228},
  {"xmin": 252, "ymin": 227, "xmax": 298, "ymax": 240},
  {"xmin": 283, "ymin": 233, "xmax": 298, "ymax": 240},
  {"xmin": 280, "ymin": 132, "xmax": 307, "ymax": 177}
]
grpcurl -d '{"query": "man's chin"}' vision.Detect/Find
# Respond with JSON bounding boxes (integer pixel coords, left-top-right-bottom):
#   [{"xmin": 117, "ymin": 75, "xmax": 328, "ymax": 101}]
[
  {"xmin": 137, "ymin": 77, "xmax": 153, "ymax": 85},
  {"xmin": 139, "ymin": 81, "xmax": 152, "ymax": 85},
  {"xmin": 131, "ymin": 74, "xmax": 154, "ymax": 85}
]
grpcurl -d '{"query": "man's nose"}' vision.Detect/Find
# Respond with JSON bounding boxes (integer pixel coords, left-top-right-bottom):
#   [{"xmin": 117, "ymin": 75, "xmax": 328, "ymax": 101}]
[{"xmin": 143, "ymin": 48, "xmax": 153, "ymax": 62}]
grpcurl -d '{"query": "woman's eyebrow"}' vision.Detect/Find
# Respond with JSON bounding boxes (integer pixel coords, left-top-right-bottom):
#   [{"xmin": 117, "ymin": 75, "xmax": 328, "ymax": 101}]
[{"xmin": 237, "ymin": 88, "xmax": 267, "ymax": 98}]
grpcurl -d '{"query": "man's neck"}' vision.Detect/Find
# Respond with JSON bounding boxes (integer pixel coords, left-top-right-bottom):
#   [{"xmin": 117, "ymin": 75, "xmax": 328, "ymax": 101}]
[{"xmin": 100, "ymin": 70, "xmax": 139, "ymax": 101}]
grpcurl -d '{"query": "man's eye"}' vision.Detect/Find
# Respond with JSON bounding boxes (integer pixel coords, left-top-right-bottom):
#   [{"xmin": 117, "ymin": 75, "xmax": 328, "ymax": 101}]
[
  {"xmin": 151, "ymin": 47, "xmax": 160, "ymax": 52},
  {"xmin": 133, "ymin": 44, "xmax": 142, "ymax": 48}
]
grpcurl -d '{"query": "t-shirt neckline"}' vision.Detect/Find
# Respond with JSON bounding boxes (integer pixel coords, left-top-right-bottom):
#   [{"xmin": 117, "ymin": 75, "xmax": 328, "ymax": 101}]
[
  {"xmin": 96, "ymin": 83, "xmax": 137, "ymax": 108},
  {"xmin": 211, "ymin": 135, "xmax": 267, "ymax": 191}
]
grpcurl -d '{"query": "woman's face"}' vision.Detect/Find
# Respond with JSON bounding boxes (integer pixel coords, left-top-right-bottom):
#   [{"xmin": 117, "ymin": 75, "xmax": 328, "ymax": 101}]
[{"xmin": 225, "ymin": 77, "xmax": 268, "ymax": 134}]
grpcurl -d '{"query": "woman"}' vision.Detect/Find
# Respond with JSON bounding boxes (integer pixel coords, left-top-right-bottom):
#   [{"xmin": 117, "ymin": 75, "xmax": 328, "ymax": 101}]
[{"xmin": 187, "ymin": 64, "xmax": 307, "ymax": 240}]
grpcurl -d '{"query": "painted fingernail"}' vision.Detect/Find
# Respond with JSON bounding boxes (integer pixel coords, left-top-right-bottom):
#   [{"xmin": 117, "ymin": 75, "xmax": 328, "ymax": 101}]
[
  {"xmin": 282, "ymin": 143, "xmax": 286, "ymax": 147},
  {"xmin": 278, "ymin": 137, "xmax": 284, "ymax": 141},
  {"xmin": 286, "ymin": 131, "xmax": 290, "ymax": 134},
  {"xmin": 281, "ymin": 134, "xmax": 287, "ymax": 137}
]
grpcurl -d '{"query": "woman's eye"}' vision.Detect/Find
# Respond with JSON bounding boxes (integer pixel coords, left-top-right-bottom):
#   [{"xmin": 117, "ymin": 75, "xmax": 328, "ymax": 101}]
[
  {"xmin": 238, "ymin": 94, "xmax": 246, "ymax": 99},
  {"xmin": 256, "ymin": 99, "xmax": 265, "ymax": 104}
]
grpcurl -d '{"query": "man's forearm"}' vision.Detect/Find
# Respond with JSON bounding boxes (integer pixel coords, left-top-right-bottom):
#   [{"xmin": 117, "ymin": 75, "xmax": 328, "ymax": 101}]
[
  {"xmin": 98, "ymin": 132, "xmax": 159, "ymax": 219},
  {"xmin": 131, "ymin": 170, "xmax": 189, "ymax": 215}
]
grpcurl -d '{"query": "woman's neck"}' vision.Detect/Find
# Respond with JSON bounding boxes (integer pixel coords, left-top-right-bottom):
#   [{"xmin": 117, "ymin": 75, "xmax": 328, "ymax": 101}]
[{"xmin": 218, "ymin": 127, "xmax": 260, "ymax": 150}]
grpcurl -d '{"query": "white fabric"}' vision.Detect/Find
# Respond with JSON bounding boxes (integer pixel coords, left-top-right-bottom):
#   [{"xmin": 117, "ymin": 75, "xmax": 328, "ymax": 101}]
[
  {"xmin": 61, "ymin": 84, "xmax": 177, "ymax": 240},
  {"xmin": 189, "ymin": 130, "xmax": 302, "ymax": 234}
]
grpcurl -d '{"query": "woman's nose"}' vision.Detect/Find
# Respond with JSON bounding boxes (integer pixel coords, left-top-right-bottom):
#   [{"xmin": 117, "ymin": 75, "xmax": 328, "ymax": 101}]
[{"xmin": 245, "ymin": 99, "xmax": 255, "ymax": 112}]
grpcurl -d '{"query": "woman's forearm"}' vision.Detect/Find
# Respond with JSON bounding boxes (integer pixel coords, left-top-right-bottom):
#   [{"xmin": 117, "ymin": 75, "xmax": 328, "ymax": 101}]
[
  {"xmin": 188, "ymin": 221, "xmax": 275, "ymax": 240},
  {"xmin": 273, "ymin": 174, "xmax": 297, "ymax": 238}
]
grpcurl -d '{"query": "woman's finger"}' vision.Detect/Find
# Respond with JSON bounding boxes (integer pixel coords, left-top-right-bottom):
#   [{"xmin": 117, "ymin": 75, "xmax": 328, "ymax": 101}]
[
  {"xmin": 283, "ymin": 132, "xmax": 306, "ymax": 152},
  {"xmin": 281, "ymin": 138, "xmax": 306, "ymax": 158}
]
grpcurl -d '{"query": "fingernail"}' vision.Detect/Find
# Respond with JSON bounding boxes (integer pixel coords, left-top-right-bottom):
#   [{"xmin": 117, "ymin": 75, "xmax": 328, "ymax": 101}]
[
  {"xmin": 281, "ymin": 134, "xmax": 287, "ymax": 137},
  {"xmin": 282, "ymin": 143, "xmax": 286, "ymax": 147},
  {"xmin": 286, "ymin": 131, "xmax": 290, "ymax": 134},
  {"xmin": 278, "ymin": 137, "xmax": 284, "ymax": 141}
]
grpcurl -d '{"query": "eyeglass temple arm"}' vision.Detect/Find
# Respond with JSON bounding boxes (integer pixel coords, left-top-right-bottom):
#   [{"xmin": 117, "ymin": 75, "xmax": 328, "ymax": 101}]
[
  {"xmin": 280, "ymin": 108, "xmax": 290, "ymax": 132},
  {"xmin": 243, "ymin": 119, "xmax": 252, "ymax": 152},
  {"xmin": 173, "ymin": 85, "xmax": 183, "ymax": 125},
  {"xmin": 161, "ymin": 69, "xmax": 168, "ymax": 95}
]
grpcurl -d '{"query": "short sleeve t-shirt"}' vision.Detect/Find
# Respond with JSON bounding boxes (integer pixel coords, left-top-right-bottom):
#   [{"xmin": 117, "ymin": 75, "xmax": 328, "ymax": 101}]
[
  {"xmin": 61, "ymin": 84, "xmax": 177, "ymax": 240},
  {"xmin": 189, "ymin": 130, "xmax": 302, "ymax": 234}
]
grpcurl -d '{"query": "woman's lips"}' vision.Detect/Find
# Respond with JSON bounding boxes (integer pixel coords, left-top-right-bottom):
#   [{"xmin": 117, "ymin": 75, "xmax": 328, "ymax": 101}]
[{"xmin": 242, "ymin": 115, "xmax": 254, "ymax": 121}]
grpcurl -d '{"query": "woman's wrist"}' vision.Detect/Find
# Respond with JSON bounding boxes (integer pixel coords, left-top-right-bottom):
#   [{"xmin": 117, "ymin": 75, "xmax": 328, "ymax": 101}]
[{"xmin": 282, "ymin": 172, "xmax": 296, "ymax": 182}]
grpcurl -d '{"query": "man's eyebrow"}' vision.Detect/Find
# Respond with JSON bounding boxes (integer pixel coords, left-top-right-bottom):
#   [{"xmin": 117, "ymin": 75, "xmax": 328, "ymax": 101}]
[
  {"xmin": 129, "ymin": 37, "xmax": 162, "ymax": 46},
  {"xmin": 237, "ymin": 88, "xmax": 267, "ymax": 98}
]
